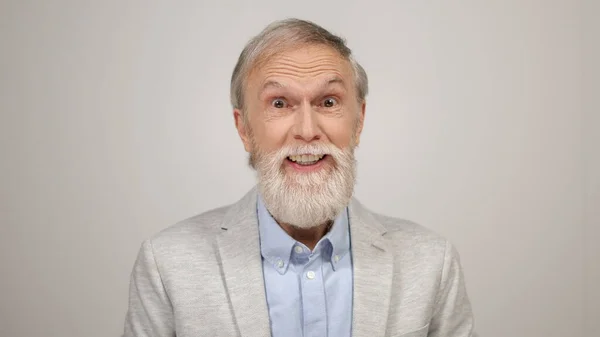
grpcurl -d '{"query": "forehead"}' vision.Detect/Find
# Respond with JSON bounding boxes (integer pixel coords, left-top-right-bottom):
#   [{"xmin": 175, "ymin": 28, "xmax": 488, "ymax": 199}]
[{"xmin": 248, "ymin": 44, "xmax": 354, "ymax": 86}]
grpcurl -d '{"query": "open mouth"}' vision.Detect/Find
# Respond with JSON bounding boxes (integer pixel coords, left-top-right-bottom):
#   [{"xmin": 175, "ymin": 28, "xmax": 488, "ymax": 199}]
[{"xmin": 286, "ymin": 154, "xmax": 327, "ymax": 166}]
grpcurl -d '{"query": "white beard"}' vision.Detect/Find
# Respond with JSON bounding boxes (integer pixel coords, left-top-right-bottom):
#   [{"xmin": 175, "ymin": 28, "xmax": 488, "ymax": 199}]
[{"xmin": 251, "ymin": 142, "xmax": 356, "ymax": 229}]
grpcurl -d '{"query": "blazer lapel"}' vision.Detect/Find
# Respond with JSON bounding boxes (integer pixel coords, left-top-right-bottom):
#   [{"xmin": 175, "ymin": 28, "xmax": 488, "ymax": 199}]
[
  {"xmin": 349, "ymin": 198, "xmax": 394, "ymax": 337},
  {"xmin": 216, "ymin": 188, "xmax": 271, "ymax": 337}
]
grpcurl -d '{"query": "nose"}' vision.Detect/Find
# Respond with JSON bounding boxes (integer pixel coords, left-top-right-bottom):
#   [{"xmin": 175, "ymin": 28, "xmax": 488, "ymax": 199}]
[{"xmin": 293, "ymin": 102, "xmax": 322, "ymax": 142}]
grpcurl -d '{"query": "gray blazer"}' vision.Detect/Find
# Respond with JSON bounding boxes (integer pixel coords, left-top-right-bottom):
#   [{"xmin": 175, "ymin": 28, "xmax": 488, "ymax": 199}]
[{"xmin": 123, "ymin": 188, "xmax": 476, "ymax": 337}]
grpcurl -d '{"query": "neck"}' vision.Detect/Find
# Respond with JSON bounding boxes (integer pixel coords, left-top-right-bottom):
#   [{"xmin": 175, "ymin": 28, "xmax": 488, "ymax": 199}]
[{"xmin": 278, "ymin": 221, "xmax": 332, "ymax": 251}]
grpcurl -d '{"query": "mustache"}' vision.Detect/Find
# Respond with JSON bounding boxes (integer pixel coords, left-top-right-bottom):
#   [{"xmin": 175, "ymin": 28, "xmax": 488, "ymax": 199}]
[
  {"xmin": 271, "ymin": 143, "xmax": 342, "ymax": 159},
  {"xmin": 249, "ymin": 140, "xmax": 355, "ymax": 170}
]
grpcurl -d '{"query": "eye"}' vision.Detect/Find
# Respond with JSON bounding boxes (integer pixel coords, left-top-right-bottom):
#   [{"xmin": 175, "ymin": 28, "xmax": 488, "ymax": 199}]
[
  {"xmin": 322, "ymin": 97, "xmax": 338, "ymax": 108},
  {"xmin": 271, "ymin": 98, "xmax": 288, "ymax": 109}
]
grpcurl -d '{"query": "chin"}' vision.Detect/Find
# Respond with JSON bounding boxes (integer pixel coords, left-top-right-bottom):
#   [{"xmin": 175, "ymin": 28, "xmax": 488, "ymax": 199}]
[
  {"xmin": 255, "ymin": 142, "xmax": 357, "ymax": 227},
  {"xmin": 259, "ymin": 173, "xmax": 354, "ymax": 228}
]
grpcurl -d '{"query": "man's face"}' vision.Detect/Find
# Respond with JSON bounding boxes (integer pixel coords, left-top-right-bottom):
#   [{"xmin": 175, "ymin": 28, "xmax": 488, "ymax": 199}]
[
  {"xmin": 237, "ymin": 44, "xmax": 365, "ymax": 171},
  {"xmin": 234, "ymin": 44, "xmax": 365, "ymax": 228}
]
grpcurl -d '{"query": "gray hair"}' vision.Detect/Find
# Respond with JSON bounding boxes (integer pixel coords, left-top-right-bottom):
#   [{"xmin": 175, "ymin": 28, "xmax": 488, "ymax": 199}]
[{"xmin": 230, "ymin": 18, "xmax": 368, "ymax": 111}]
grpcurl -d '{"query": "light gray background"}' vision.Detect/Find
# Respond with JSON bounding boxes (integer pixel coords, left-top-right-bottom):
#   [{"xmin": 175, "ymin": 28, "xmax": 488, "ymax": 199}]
[{"xmin": 0, "ymin": 1, "xmax": 597, "ymax": 337}]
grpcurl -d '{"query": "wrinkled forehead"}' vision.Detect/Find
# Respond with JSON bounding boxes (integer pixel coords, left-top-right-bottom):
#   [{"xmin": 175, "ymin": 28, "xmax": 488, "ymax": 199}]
[{"xmin": 247, "ymin": 44, "xmax": 355, "ymax": 89}]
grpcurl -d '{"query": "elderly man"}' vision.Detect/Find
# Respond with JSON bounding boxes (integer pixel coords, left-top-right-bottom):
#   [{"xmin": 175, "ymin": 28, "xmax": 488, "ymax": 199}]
[{"xmin": 123, "ymin": 19, "xmax": 476, "ymax": 337}]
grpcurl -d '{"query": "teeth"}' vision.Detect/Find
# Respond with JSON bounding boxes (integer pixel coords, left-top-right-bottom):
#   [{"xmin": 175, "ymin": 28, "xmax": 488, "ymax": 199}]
[{"xmin": 288, "ymin": 154, "xmax": 325, "ymax": 163}]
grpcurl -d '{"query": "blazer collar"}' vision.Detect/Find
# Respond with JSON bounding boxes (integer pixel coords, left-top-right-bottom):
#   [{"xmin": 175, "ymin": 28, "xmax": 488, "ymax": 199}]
[
  {"xmin": 216, "ymin": 187, "xmax": 271, "ymax": 337},
  {"xmin": 348, "ymin": 197, "xmax": 394, "ymax": 337}
]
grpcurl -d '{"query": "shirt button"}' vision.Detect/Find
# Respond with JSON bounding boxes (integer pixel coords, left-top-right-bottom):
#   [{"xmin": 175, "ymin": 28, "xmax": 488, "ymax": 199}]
[
  {"xmin": 294, "ymin": 246, "xmax": 303, "ymax": 254},
  {"xmin": 276, "ymin": 260, "xmax": 284, "ymax": 268},
  {"xmin": 334, "ymin": 255, "xmax": 340, "ymax": 262},
  {"xmin": 306, "ymin": 271, "xmax": 316, "ymax": 280}
]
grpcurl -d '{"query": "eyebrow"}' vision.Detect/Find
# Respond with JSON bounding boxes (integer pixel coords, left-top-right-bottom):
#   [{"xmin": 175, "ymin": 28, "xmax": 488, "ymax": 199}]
[
  {"xmin": 258, "ymin": 76, "xmax": 346, "ymax": 97},
  {"xmin": 260, "ymin": 80, "xmax": 285, "ymax": 93}
]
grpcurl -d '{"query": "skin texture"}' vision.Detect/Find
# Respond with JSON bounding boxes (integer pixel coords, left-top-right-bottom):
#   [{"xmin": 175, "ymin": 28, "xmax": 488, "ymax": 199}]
[{"xmin": 234, "ymin": 44, "xmax": 366, "ymax": 249}]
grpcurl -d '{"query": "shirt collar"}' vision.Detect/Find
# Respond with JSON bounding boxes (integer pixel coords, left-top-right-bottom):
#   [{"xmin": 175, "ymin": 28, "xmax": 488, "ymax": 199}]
[
  {"xmin": 257, "ymin": 195, "xmax": 350, "ymax": 274},
  {"xmin": 257, "ymin": 196, "xmax": 296, "ymax": 274},
  {"xmin": 326, "ymin": 205, "xmax": 351, "ymax": 271}
]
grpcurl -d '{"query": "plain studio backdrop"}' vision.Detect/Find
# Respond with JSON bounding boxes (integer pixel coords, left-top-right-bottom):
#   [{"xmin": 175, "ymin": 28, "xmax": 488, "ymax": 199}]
[{"xmin": 0, "ymin": 1, "xmax": 598, "ymax": 337}]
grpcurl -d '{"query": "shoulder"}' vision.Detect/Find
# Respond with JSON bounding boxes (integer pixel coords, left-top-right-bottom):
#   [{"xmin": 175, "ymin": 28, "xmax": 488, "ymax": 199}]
[
  {"xmin": 146, "ymin": 203, "xmax": 233, "ymax": 252},
  {"xmin": 358, "ymin": 204, "xmax": 451, "ymax": 258},
  {"xmin": 362, "ymin": 206, "xmax": 461, "ymax": 281},
  {"xmin": 352, "ymin": 197, "xmax": 448, "ymax": 246},
  {"xmin": 375, "ymin": 212, "xmax": 446, "ymax": 245},
  {"xmin": 142, "ymin": 188, "xmax": 258, "ymax": 257}
]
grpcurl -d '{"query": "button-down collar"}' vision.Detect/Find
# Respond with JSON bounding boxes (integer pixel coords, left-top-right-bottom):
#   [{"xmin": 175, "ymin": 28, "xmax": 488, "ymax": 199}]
[{"xmin": 257, "ymin": 195, "xmax": 350, "ymax": 274}]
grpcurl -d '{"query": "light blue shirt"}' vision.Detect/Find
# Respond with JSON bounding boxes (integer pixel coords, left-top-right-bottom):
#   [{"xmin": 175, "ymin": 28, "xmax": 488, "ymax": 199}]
[{"xmin": 257, "ymin": 196, "xmax": 353, "ymax": 337}]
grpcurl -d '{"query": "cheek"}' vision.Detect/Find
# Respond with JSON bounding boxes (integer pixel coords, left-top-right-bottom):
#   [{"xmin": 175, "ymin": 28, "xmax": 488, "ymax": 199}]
[
  {"xmin": 321, "ymin": 117, "xmax": 358, "ymax": 147},
  {"xmin": 250, "ymin": 119, "xmax": 292, "ymax": 151}
]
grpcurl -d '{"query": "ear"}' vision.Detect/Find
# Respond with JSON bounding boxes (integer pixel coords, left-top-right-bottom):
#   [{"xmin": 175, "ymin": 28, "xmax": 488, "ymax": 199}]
[
  {"xmin": 354, "ymin": 101, "xmax": 366, "ymax": 146},
  {"xmin": 234, "ymin": 109, "xmax": 252, "ymax": 152}
]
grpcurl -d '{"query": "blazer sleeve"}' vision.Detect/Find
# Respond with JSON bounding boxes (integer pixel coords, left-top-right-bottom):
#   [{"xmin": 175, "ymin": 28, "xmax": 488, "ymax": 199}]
[
  {"xmin": 123, "ymin": 240, "xmax": 175, "ymax": 337},
  {"xmin": 428, "ymin": 241, "xmax": 478, "ymax": 337}
]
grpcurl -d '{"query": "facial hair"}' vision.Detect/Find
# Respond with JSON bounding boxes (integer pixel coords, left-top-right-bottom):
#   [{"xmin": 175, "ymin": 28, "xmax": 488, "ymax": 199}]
[{"xmin": 250, "ymin": 140, "xmax": 357, "ymax": 229}]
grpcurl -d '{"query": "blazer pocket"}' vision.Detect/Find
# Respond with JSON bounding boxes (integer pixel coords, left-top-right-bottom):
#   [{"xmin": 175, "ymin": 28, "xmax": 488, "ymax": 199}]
[{"xmin": 392, "ymin": 323, "xmax": 430, "ymax": 337}]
